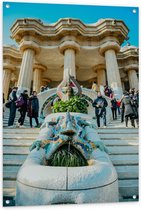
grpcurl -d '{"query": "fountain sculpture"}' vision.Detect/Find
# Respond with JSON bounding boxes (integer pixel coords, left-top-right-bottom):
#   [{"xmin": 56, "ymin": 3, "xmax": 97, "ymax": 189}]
[{"xmin": 16, "ymin": 77, "xmax": 119, "ymax": 205}]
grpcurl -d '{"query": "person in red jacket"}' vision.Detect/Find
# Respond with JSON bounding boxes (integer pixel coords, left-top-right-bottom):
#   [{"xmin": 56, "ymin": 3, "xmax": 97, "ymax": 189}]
[{"xmin": 116, "ymin": 99, "xmax": 121, "ymax": 115}]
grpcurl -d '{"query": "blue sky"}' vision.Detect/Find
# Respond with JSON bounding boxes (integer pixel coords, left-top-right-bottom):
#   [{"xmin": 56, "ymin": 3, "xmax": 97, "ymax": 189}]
[{"xmin": 3, "ymin": 2, "xmax": 139, "ymax": 46}]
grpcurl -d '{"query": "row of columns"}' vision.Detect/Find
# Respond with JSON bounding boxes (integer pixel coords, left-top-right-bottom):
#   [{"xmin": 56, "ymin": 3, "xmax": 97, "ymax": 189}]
[{"xmin": 3, "ymin": 40, "xmax": 138, "ymax": 100}]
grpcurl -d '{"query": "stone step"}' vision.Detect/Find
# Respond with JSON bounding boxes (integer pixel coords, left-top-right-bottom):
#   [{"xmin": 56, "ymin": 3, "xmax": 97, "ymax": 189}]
[
  {"xmin": 110, "ymin": 155, "xmax": 138, "ymax": 166},
  {"xmin": 3, "ymin": 133, "xmax": 38, "ymax": 139},
  {"xmin": 3, "ymin": 140, "xmax": 34, "ymax": 146},
  {"xmin": 3, "ymin": 146, "xmax": 30, "ymax": 155},
  {"xmin": 3, "ymin": 131, "xmax": 138, "ymax": 140},
  {"xmin": 103, "ymin": 140, "xmax": 138, "ymax": 146},
  {"xmin": 3, "ymin": 117, "xmax": 29, "ymax": 120},
  {"xmin": 3, "ymin": 181, "xmax": 16, "ymax": 190},
  {"xmin": 3, "ymin": 155, "xmax": 27, "ymax": 166},
  {"xmin": 3, "ymin": 166, "xmax": 21, "ymax": 180},
  {"xmin": 3, "ymin": 138, "xmax": 138, "ymax": 147},
  {"xmin": 3, "ymin": 154, "xmax": 138, "ymax": 167},
  {"xmin": 107, "ymin": 146, "xmax": 138, "ymax": 155},
  {"xmin": 98, "ymin": 128, "xmax": 138, "ymax": 134},
  {"xmin": 116, "ymin": 165, "xmax": 138, "ymax": 179},
  {"xmin": 99, "ymin": 133, "xmax": 138, "ymax": 140},
  {"xmin": 3, "ymin": 128, "xmax": 39, "ymax": 134},
  {"xmin": 118, "ymin": 179, "xmax": 138, "ymax": 198},
  {"xmin": 3, "ymin": 145, "xmax": 138, "ymax": 155},
  {"xmin": 3, "ymin": 187, "xmax": 16, "ymax": 197}
]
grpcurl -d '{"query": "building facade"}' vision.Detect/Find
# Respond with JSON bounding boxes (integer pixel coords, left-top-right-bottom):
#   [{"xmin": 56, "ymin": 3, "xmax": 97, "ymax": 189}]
[{"xmin": 3, "ymin": 18, "xmax": 139, "ymax": 100}]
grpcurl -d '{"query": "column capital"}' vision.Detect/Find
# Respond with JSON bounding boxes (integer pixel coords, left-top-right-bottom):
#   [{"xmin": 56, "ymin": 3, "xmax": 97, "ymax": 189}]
[
  {"xmin": 59, "ymin": 40, "xmax": 80, "ymax": 54},
  {"xmin": 93, "ymin": 64, "xmax": 106, "ymax": 72},
  {"xmin": 11, "ymin": 73, "xmax": 18, "ymax": 82},
  {"xmin": 19, "ymin": 40, "xmax": 40, "ymax": 54},
  {"xmin": 42, "ymin": 78, "xmax": 51, "ymax": 83},
  {"xmin": 99, "ymin": 41, "xmax": 120, "ymax": 56},
  {"xmin": 3, "ymin": 63, "xmax": 16, "ymax": 72},
  {"xmin": 124, "ymin": 64, "xmax": 138, "ymax": 72},
  {"xmin": 33, "ymin": 63, "xmax": 47, "ymax": 72}
]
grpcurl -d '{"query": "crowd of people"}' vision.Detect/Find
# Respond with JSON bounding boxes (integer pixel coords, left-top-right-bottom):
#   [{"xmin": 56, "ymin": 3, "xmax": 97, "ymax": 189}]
[
  {"xmin": 92, "ymin": 87, "xmax": 139, "ymax": 128},
  {"xmin": 120, "ymin": 89, "xmax": 139, "ymax": 128},
  {"xmin": 3, "ymin": 84, "xmax": 139, "ymax": 129},
  {"xmin": 4, "ymin": 87, "xmax": 40, "ymax": 128}
]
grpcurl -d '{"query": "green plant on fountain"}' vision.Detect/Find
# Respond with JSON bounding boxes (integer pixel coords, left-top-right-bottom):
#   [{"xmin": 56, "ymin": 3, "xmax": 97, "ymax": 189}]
[
  {"xmin": 48, "ymin": 143, "xmax": 88, "ymax": 167},
  {"xmin": 53, "ymin": 75, "xmax": 89, "ymax": 114},
  {"xmin": 53, "ymin": 96, "xmax": 89, "ymax": 114}
]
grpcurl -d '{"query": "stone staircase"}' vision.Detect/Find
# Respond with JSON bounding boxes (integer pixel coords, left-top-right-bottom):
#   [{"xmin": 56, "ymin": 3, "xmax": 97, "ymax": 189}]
[{"xmin": 3, "ymin": 113, "xmax": 139, "ymax": 205}]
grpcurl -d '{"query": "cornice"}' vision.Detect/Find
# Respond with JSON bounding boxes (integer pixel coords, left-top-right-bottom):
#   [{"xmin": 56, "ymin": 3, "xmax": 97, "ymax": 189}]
[{"xmin": 10, "ymin": 18, "xmax": 129, "ymax": 44}]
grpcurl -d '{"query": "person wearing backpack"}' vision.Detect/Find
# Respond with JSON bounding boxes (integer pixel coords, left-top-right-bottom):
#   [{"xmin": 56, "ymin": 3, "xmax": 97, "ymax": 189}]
[
  {"xmin": 8, "ymin": 87, "xmax": 18, "ymax": 127},
  {"xmin": 16, "ymin": 90, "xmax": 29, "ymax": 127}
]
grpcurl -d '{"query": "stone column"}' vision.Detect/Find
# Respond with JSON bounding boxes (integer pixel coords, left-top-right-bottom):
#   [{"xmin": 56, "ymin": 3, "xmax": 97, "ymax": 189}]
[
  {"xmin": 17, "ymin": 41, "xmax": 40, "ymax": 95},
  {"xmin": 59, "ymin": 41, "xmax": 80, "ymax": 82},
  {"xmin": 94, "ymin": 64, "xmax": 106, "ymax": 86},
  {"xmin": 121, "ymin": 80, "xmax": 125, "ymax": 91},
  {"xmin": 100, "ymin": 41, "xmax": 122, "ymax": 98},
  {"xmin": 125, "ymin": 65, "xmax": 138, "ymax": 90},
  {"xmin": 11, "ymin": 73, "xmax": 18, "ymax": 88},
  {"xmin": 3, "ymin": 64, "xmax": 15, "ymax": 100},
  {"xmin": 33, "ymin": 64, "xmax": 47, "ymax": 93}
]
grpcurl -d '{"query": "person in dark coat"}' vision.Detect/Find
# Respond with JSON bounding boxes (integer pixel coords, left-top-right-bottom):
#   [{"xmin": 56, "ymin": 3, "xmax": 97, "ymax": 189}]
[
  {"xmin": 3, "ymin": 93, "xmax": 5, "ymax": 117},
  {"xmin": 120, "ymin": 95, "xmax": 125, "ymax": 123},
  {"xmin": 111, "ymin": 97, "xmax": 117, "ymax": 120},
  {"xmin": 27, "ymin": 91, "xmax": 39, "ymax": 128},
  {"xmin": 8, "ymin": 87, "xmax": 18, "ymax": 127},
  {"xmin": 93, "ymin": 92, "xmax": 108, "ymax": 127},
  {"xmin": 130, "ymin": 93, "xmax": 139, "ymax": 127},
  {"xmin": 17, "ymin": 90, "xmax": 29, "ymax": 127},
  {"xmin": 121, "ymin": 92, "xmax": 135, "ymax": 127}
]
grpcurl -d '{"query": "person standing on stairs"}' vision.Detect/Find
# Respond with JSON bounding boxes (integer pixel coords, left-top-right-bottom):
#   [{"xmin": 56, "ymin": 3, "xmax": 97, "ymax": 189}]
[
  {"xmin": 8, "ymin": 87, "xmax": 18, "ymax": 127},
  {"xmin": 16, "ymin": 90, "xmax": 29, "ymax": 128},
  {"xmin": 120, "ymin": 95, "xmax": 125, "ymax": 123},
  {"xmin": 3, "ymin": 93, "xmax": 5, "ymax": 117},
  {"xmin": 116, "ymin": 99, "xmax": 121, "ymax": 115},
  {"xmin": 111, "ymin": 97, "xmax": 117, "ymax": 120},
  {"xmin": 93, "ymin": 92, "xmax": 108, "ymax": 128},
  {"xmin": 121, "ymin": 92, "xmax": 136, "ymax": 128},
  {"xmin": 130, "ymin": 91, "xmax": 139, "ymax": 128},
  {"xmin": 27, "ymin": 91, "xmax": 40, "ymax": 128}
]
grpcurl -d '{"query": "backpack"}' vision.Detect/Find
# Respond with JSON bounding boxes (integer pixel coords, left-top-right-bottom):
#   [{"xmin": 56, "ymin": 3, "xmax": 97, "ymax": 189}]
[
  {"xmin": 5, "ymin": 100, "xmax": 12, "ymax": 108},
  {"xmin": 16, "ymin": 96, "xmax": 24, "ymax": 108}
]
